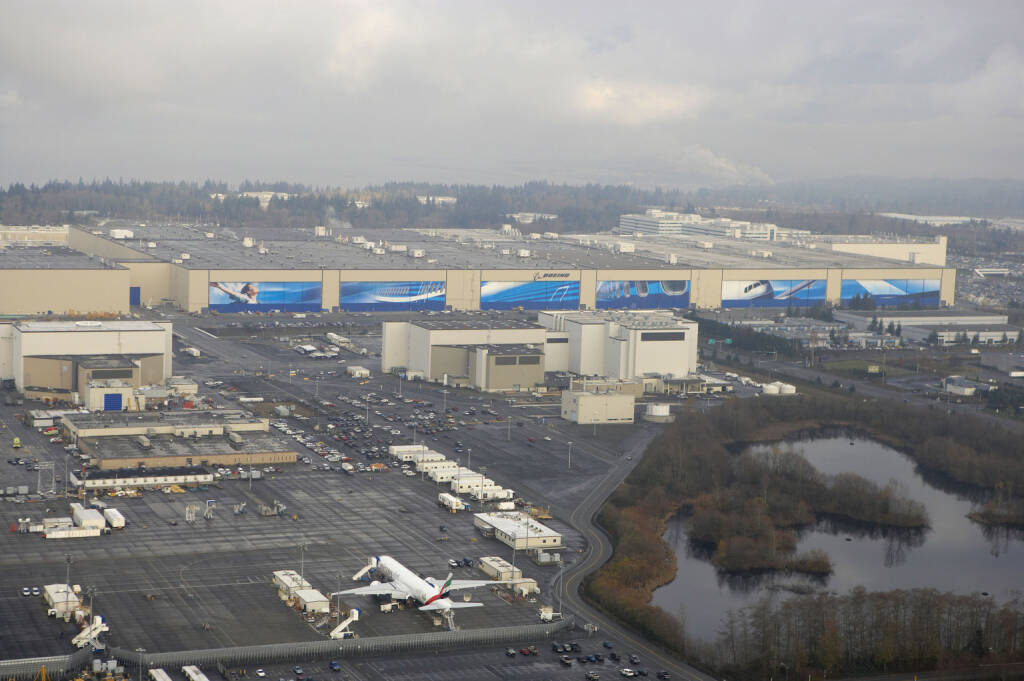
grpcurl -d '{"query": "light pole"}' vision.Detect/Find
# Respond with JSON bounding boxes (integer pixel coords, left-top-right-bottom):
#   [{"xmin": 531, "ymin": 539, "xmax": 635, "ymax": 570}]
[
  {"xmin": 298, "ymin": 543, "xmax": 308, "ymax": 584},
  {"xmin": 567, "ymin": 441, "xmax": 572, "ymax": 470},
  {"xmin": 135, "ymin": 648, "xmax": 145, "ymax": 681},
  {"xmin": 398, "ymin": 375, "xmax": 403, "ymax": 398},
  {"xmin": 467, "ymin": 447, "xmax": 472, "ymax": 470},
  {"xmin": 592, "ymin": 411, "xmax": 598, "ymax": 437},
  {"xmin": 441, "ymin": 389, "xmax": 449, "ymax": 413}
]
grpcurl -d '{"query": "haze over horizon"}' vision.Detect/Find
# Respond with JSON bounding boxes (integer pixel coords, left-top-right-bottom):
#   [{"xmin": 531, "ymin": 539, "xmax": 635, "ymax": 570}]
[{"xmin": 1, "ymin": 1, "xmax": 1022, "ymax": 189}]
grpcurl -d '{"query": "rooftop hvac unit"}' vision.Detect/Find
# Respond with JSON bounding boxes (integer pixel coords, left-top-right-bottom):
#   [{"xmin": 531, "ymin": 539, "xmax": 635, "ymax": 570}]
[
  {"xmin": 242, "ymin": 237, "xmax": 255, "ymax": 248},
  {"xmin": 172, "ymin": 258, "xmax": 183, "ymax": 264},
  {"xmin": 205, "ymin": 232, "xmax": 215, "ymax": 238},
  {"xmin": 146, "ymin": 242, "xmax": 157, "ymax": 248},
  {"xmin": 180, "ymin": 253, "xmax": 190, "ymax": 260}
]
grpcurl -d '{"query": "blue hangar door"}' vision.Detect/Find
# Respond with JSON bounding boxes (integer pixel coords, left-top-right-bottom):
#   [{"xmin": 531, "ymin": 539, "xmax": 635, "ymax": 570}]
[
  {"xmin": 103, "ymin": 393, "xmax": 123, "ymax": 411},
  {"xmin": 129, "ymin": 287, "xmax": 141, "ymax": 305}
]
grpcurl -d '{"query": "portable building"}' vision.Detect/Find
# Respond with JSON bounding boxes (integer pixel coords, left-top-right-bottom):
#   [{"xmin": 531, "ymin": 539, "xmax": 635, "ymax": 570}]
[
  {"xmin": 294, "ymin": 588, "xmax": 330, "ymax": 614},
  {"xmin": 72, "ymin": 506, "xmax": 106, "ymax": 529},
  {"xmin": 102, "ymin": 508, "xmax": 126, "ymax": 529}
]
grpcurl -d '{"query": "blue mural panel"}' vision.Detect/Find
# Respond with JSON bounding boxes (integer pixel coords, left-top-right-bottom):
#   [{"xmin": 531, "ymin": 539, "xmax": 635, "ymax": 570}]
[
  {"xmin": 840, "ymin": 279, "xmax": 940, "ymax": 307},
  {"xmin": 721, "ymin": 279, "xmax": 827, "ymax": 308},
  {"xmin": 596, "ymin": 280, "xmax": 690, "ymax": 309},
  {"xmin": 480, "ymin": 280, "xmax": 580, "ymax": 310},
  {"xmin": 338, "ymin": 281, "xmax": 446, "ymax": 311},
  {"xmin": 208, "ymin": 281, "xmax": 322, "ymax": 312}
]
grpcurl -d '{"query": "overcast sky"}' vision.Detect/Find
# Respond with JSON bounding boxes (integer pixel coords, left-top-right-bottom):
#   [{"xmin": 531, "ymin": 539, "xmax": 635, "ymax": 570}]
[{"xmin": 1, "ymin": 1, "xmax": 1022, "ymax": 189}]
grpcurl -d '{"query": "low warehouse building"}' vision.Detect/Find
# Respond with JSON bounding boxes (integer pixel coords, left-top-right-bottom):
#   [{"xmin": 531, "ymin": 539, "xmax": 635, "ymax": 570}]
[
  {"xmin": 294, "ymin": 588, "xmax": 330, "ymax": 614},
  {"xmin": 43, "ymin": 584, "xmax": 81, "ymax": 615},
  {"xmin": 560, "ymin": 390, "xmax": 635, "ymax": 424},
  {"xmin": 69, "ymin": 466, "xmax": 214, "ymax": 490},
  {"xmin": 478, "ymin": 556, "xmax": 522, "ymax": 581},
  {"xmin": 62, "ymin": 410, "xmax": 297, "ymax": 470},
  {"xmin": 473, "ymin": 512, "xmax": 562, "ymax": 550},
  {"xmin": 272, "ymin": 570, "xmax": 312, "ymax": 599}
]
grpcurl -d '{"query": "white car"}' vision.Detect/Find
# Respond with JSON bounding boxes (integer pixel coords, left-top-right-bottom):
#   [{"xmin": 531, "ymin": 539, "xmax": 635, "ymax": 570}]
[{"xmin": 255, "ymin": 670, "xmax": 266, "ymax": 678}]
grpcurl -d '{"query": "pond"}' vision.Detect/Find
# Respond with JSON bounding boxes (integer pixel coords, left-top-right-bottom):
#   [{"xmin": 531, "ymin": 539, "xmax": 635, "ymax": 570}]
[{"xmin": 651, "ymin": 435, "xmax": 1024, "ymax": 641}]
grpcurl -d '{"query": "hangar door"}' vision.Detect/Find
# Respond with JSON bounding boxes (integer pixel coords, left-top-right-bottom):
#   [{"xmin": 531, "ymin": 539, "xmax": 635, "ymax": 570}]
[
  {"xmin": 129, "ymin": 287, "xmax": 141, "ymax": 306},
  {"xmin": 103, "ymin": 393, "xmax": 123, "ymax": 411}
]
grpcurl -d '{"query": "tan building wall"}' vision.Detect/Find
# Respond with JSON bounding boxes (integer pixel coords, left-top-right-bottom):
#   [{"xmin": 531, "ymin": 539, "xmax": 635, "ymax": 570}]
[
  {"xmin": 0, "ymin": 269, "xmax": 129, "ymax": 315},
  {"xmin": 67, "ymin": 417, "xmax": 267, "ymax": 439},
  {"xmin": 94, "ymin": 450, "xmax": 297, "ymax": 470},
  {"xmin": 123, "ymin": 261, "xmax": 174, "ymax": 307},
  {"xmin": 829, "ymin": 236, "xmax": 947, "ymax": 267},
  {"xmin": 445, "ymin": 269, "xmax": 480, "ymax": 310},
  {"xmin": 429, "ymin": 346, "xmax": 469, "ymax": 381},
  {"xmin": 478, "ymin": 352, "xmax": 544, "ymax": 391},
  {"xmin": 23, "ymin": 357, "xmax": 74, "ymax": 390}
]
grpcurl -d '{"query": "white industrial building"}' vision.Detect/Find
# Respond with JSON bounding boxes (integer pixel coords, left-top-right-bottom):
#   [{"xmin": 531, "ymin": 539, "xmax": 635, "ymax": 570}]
[
  {"xmin": 901, "ymin": 324, "xmax": 1021, "ymax": 346},
  {"xmin": 473, "ymin": 512, "xmax": 563, "ymax": 550},
  {"xmin": 384, "ymin": 312, "xmax": 697, "ymax": 386},
  {"xmin": 561, "ymin": 391, "xmax": 635, "ymax": 424},
  {"xmin": 0, "ymin": 320, "xmax": 173, "ymax": 405},
  {"xmin": 539, "ymin": 310, "xmax": 698, "ymax": 380}
]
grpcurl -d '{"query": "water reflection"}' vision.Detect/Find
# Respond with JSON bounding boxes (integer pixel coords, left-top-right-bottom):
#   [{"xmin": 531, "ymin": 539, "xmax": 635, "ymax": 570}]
[
  {"xmin": 812, "ymin": 516, "xmax": 928, "ymax": 567},
  {"xmin": 652, "ymin": 435, "xmax": 1024, "ymax": 641}
]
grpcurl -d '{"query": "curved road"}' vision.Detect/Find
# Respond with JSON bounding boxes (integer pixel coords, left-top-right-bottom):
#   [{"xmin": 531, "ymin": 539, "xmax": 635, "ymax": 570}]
[{"xmin": 555, "ymin": 428, "xmax": 716, "ymax": 681}]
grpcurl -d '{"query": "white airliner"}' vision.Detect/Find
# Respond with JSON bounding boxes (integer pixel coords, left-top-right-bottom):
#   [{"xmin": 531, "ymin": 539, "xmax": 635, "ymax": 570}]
[{"xmin": 336, "ymin": 555, "xmax": 505, "ymax": 615}]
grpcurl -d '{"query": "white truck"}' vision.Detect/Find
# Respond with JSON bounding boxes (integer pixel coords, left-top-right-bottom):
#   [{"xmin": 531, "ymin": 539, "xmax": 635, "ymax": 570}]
[{"xmin": 182, "ymin": 347, "xmax": 201, "ymax": 358}]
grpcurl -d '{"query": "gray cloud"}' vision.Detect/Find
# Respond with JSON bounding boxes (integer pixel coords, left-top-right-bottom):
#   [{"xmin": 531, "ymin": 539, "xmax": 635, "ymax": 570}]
[{"xmin": 1, "ymin": 0, "xmax": 1021, "ymax": 188}]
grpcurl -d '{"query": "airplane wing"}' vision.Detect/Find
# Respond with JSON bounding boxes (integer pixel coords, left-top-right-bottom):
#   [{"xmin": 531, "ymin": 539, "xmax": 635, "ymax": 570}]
[
  {"xmin": 338, "ymin": 582, "xmax": 409, "ymax": 599},
  {"xmin": 419, "ymin": 600, "xmax": 484, "ymax": 611},
  {"xmin": 773, "ymin": 280, "xmax": 817, "ymax": 300},
  {"xmin": 445, "ymin": 579, "xmax": 506, "ymax": 591}
]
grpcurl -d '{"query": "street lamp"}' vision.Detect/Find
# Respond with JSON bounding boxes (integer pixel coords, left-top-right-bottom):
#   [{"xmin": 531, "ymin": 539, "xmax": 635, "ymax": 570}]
[
  {"xmin": 135, "ymin": 648, "xmax": 145, "ymax": 681},
  {"xmin": 298, "ymin": 543, "xmax": 308, "ymax": 584},
  {"xmin": 467, "ymin": 447, "xmax": 471, "ymax": 470},
  {"xmin": 592, "ymin": 410, "xmax": 598, "ymax": 436},
  {"xmin": 441, "ymin": 389, "xmax": 449, "ymax": 413},
  {"xmin": 567, "ymin": 441, "xmax": 573, "ymax": 470}
]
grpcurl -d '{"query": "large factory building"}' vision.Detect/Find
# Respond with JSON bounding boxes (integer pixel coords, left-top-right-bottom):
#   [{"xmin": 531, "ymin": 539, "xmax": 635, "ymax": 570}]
[{"xmin": 0, "ymin": 223, "xmax": 956, "ymax": 315}]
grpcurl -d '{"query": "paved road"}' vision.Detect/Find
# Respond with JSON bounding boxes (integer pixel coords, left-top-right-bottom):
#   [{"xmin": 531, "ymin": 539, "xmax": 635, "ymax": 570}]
[{"xmin": 555, "ymin": 429, "xmax": 716, "ymax": 681}]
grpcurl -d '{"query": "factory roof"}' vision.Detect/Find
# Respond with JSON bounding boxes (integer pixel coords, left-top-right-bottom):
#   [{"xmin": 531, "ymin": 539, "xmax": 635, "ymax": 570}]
[
  {"xmin": 63, "ymin": 409, "xmax": 264, "ymax": 430},
  {"xmin": 474, "ymin": 511, "xmax": 562, "ymax": 539},
  {"xmin": 0, "ymin": 244, "xmax": 122, "ymax": 270},
  {"xmin": 72, "ymin": 224, "xmax": 947, "ymax": 272},
  {"xmin": 16, "ymin": 320, "xmax": 165, "ymax": 333},
  {"xmin": 74, "ymin": 466, "xmax": 212, "ymax": 480},
  {"xmin": 911, "ymin": 323, "xmax": 1021, "ymax": 332},
  {"xmin": 81, "ymin": 432, "xmax": 295, "ymax": 461}
]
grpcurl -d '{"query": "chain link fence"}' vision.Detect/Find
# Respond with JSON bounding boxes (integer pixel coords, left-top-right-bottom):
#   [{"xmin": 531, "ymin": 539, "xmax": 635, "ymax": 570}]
[
  {"xmin": 0, "ymin": 618, "xmax": 574, "ymax": 679},
  {"xmin": 111, "ymin": 617, "xmax": 573, "ymax": 669}
]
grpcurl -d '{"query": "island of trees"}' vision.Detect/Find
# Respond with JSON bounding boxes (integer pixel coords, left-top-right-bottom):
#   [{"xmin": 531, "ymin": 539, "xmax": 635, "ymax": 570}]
[{"xmin": 585, "ymin": 394, "xmax": 1024, "ymax": 680}]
